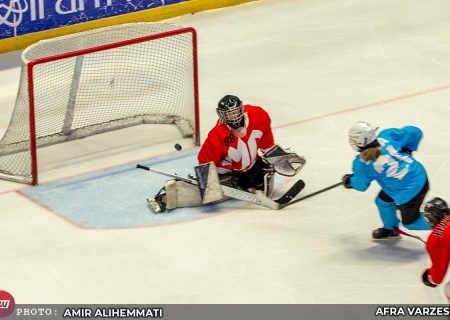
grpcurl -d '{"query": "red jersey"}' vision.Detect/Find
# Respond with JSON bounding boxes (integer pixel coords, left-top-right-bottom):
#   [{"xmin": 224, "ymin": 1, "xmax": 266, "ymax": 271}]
[
  {"xmin": 198, "ymin": 105, "xmax": 275, "ymax": 173},
  {"xmin": 426, "ymin": 215, "xmax": 450, "ymax": 284}
]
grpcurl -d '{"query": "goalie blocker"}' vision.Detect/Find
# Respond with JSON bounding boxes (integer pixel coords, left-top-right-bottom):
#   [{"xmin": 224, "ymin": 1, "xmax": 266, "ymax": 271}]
[{"xmin": 146, "ymin": 145, "xmax": 306, "ymax": 213}]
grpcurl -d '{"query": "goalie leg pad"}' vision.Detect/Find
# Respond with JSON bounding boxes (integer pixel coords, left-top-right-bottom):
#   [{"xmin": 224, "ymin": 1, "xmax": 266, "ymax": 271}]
[
  {"xmin": 165, "ymin": 179, "xmax": 203, "ymax": 209},
  {"xmin": 195, "ymin": 162, "xmax": 224, "ymax": 204}
]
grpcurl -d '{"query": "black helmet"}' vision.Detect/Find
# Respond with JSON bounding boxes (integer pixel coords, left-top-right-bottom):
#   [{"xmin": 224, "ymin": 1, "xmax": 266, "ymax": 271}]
[
  {"xmin": 424, "ymin": 197, "xmax": 449, "ymax": 227},
  {"xmin": 216, "ymin": 95, "xmax": 245, "ymax": 130}
]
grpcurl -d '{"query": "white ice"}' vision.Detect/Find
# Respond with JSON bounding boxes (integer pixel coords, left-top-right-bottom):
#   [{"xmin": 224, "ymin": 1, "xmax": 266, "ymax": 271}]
[{"xmin": 0, "ymin": 0, "xmax": 449, "ymax": 304}]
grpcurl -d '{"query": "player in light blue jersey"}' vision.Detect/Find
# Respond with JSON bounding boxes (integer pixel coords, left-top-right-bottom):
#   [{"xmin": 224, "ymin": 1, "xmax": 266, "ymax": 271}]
[{"xmin": 342, "ymin": 121, "xmax": 431, "ymax": 239}]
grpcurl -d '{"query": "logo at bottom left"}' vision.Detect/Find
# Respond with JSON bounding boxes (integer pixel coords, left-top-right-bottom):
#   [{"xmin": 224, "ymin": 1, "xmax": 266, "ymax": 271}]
[{"xmin": 0, "ymin": 291, "xmax": 15, "ymax": 318}]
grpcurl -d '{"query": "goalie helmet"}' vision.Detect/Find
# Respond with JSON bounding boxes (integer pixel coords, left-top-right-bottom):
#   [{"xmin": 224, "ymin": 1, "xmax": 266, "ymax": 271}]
[
  {"xmin": 217, "ymin": 95, "xmax": 245, "ymax": 130},
  {"xmin": 424, "ymin": 197, "xmax": 449, "ymax": 227},
  {"xmin": 348, "ymin": 121, "xmax": 378, "ymax": 152}
]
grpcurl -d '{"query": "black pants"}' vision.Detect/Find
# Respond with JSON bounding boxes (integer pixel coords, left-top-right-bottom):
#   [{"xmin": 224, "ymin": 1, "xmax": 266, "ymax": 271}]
[
  {"xmin": 219, "ymin": 157, "xmax": 266, "ymax": 191},
  {"xmin": 378, "ymin": 179, "xmax": 429, "ymax": 225}
]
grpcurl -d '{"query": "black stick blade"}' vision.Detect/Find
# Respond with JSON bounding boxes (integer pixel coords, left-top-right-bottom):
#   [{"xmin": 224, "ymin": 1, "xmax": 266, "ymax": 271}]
[{"xmin": 276, "ymin": 179, "xmax": 305, "ymax": 205}]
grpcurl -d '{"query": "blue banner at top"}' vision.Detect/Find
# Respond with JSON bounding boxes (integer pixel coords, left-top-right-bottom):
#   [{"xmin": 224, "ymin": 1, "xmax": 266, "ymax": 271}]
[{"xmin": 0, "ymin": 0, "xmax": 190, "ymax": 40}]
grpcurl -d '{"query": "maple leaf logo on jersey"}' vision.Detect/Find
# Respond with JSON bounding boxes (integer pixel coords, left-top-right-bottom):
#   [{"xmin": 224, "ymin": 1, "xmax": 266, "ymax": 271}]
[{"xmin": 225, "ymin": 130, "xmax": 263, "ymax": 171}]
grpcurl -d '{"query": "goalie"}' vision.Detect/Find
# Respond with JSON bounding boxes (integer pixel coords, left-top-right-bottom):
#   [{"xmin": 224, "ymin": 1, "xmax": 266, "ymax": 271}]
[{"xmin": 147, "ymin": 94, "xmax": 306, "ymax": 213}]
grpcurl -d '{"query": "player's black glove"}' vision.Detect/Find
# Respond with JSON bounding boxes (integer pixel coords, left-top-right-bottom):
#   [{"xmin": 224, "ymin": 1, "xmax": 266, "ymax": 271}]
[
  {"xmin": 422, "ymin": 270, "xmax": 437, "ymax": 287},
  {"xmin": 342, "ymin": 174, "xmax": 353, "ymax": 189}
]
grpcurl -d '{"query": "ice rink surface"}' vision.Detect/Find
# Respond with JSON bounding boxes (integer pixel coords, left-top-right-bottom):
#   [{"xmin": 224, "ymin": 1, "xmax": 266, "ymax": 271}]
[{"xmin": 1, "ymin": 0, "xmax": 450, "ymax": 304}]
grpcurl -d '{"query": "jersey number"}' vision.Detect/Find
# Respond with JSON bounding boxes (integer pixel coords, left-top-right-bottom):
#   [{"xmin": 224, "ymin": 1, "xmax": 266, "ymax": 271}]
[
  {"xmin": 374, "ymin": 155, "xmax": 409, "ymax": 180},
  {"xmin": 223, "ymin": 134, "xmax": 235, "ymax": 146}
]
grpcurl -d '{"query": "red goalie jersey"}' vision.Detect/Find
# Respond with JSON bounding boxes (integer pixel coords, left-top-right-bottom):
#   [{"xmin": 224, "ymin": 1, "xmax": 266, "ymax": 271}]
[
  {"xmin": 426, "ymin": 215, "xmax": 450, "ymax": 284},
  {"xmin": 198, "ymin": 105, "xmax": 275, "ymax": 173}
]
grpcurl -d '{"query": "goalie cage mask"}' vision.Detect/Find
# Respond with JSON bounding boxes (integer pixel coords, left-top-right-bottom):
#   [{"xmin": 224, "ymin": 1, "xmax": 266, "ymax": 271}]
[
  {"xmin": 217, "ymin": 95, "xmax": 245, "ymax": 130},
  {"xmin": 424, "ymin": 197, "xmax": 449, "ymax": 227},
  {"xmin": 348, "ymin": 121, "xmax": 379, "ymax": 152}
]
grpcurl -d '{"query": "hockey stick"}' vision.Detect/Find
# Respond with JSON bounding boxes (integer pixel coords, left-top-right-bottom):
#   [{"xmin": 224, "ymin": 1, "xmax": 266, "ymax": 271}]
[
  {"xmin": 137, "ymin": 164, "xmax": 279, "ymax": 209},
  {"xmin": 136, "ymin": 164, "xmax": 305, "ymax": 210},
  {"xmin": 393, "ymin": 228, "xmax": 427, "ymax": 244},
  {"xmin": 279, "ymin": 181, "xmax": 343, "ymax": 209},
  {"xmin": 137, "ymin": 164, "xmax": 195, "ymax": 185}
]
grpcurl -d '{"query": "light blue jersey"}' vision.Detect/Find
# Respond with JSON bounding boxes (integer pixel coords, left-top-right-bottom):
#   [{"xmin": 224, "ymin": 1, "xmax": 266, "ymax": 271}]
[{"xmin": 349, "ymin": 126, "xmax": 427, "ymax": 205}]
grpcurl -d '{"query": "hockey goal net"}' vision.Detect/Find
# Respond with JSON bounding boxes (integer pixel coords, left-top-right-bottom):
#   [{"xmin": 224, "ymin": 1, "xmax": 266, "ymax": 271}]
[{"xmin": 0, "ymin": 23, "xmax": 199, "ymax": 185}]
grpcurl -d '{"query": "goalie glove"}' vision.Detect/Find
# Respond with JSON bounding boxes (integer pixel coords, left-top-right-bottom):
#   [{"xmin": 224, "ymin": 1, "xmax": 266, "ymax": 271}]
[{"xmin": 261, "ymin": 145, "xmax": 306, "ymax": 177}]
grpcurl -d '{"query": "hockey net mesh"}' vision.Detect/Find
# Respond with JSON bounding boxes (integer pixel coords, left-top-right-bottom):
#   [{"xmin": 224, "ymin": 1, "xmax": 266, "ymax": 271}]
[{"xmin": 0, "ymin": 23, "xmax": 198, "ymax": 184}]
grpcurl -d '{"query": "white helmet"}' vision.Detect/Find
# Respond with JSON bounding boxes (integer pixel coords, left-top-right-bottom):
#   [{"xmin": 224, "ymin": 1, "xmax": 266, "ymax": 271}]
[{"xmin": 348, "ymin": 121, "xmax": 378, "ymax": 152}]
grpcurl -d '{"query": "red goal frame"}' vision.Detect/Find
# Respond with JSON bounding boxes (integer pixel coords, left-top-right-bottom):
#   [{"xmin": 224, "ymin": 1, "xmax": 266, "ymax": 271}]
[{"xmin": 26, "ymin": 27, "xmax": 200, "ymax": 185}]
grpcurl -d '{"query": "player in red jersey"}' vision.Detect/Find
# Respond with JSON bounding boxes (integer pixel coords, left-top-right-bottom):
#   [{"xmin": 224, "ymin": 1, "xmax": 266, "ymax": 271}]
[
  {"xmin": 146, "ymin": 95, "xmax": 305, "ymax": 213},
  {"xmin": 198, "ymin": 95, "xmax": 275, "ymax": 192},
  {"xmin": 421, "ymin": 197, "xmax": 450, "ymax": 300}
]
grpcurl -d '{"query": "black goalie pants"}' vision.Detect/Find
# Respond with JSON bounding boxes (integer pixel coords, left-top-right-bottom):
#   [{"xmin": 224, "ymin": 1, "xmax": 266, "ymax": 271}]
[{"xmin": 220, "ymin": 157, "xmax": 267, "ymax": 191}]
